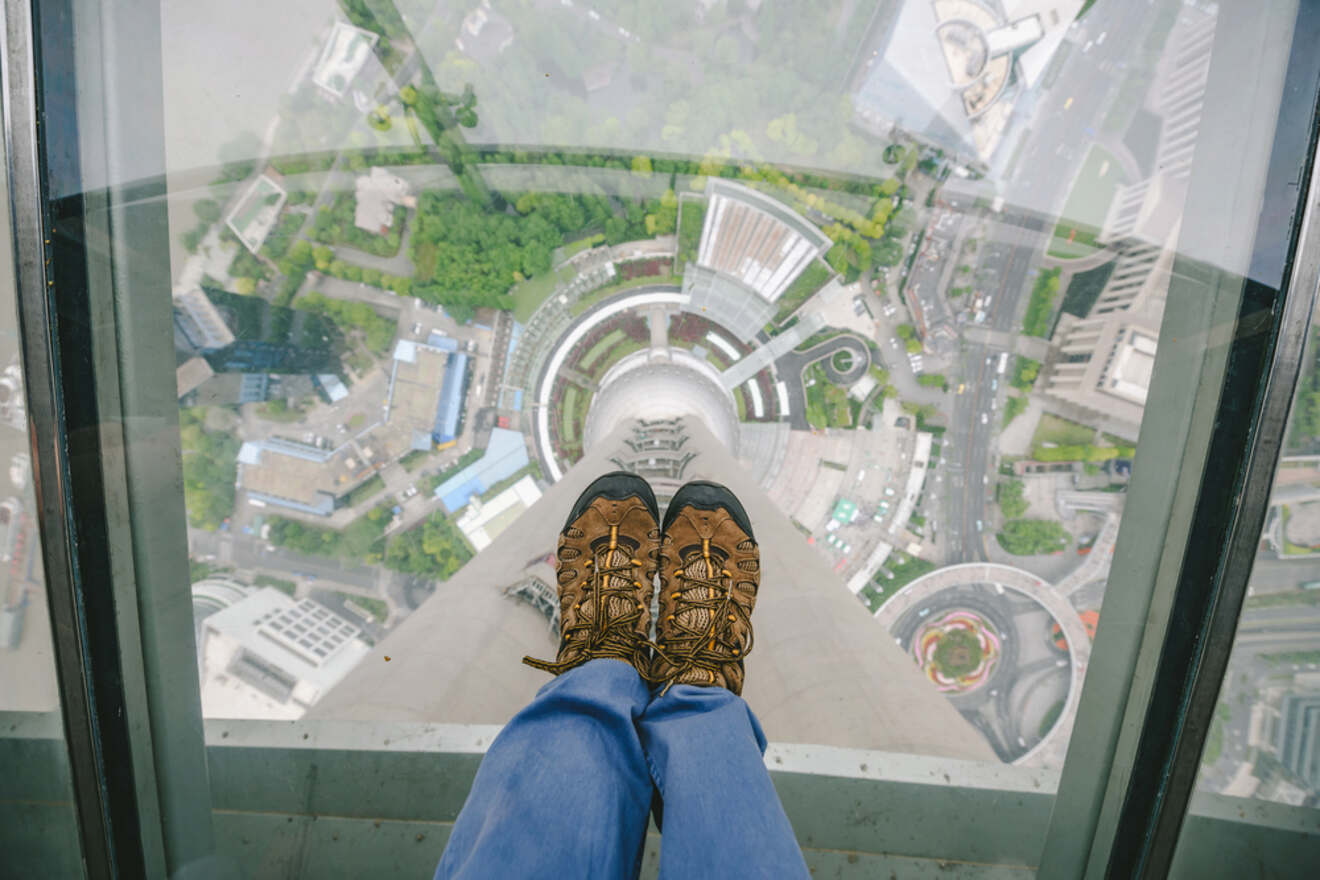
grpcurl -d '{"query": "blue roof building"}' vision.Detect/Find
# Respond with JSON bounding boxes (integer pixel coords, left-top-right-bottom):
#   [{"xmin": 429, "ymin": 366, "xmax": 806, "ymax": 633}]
[
  {"xmin": 433, "ymin": 352, "xmax": 468, "ymax": 447},
  {"xmin": 433, "ymin": 428, "xmax": 529, "ymax": 513}
]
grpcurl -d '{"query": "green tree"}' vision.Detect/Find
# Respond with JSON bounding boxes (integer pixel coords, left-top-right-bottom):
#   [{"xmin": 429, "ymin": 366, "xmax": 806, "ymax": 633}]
[
  {"xmin": 233, "ymin": 277, "xmax": 257, "ymax": 295},
  {"xmin": 630, "ymin": 155, "xmax": 653, "ymax": 178},
  {"xmin": 194, "ymin": 199, "xmax": 222, "ymax": 224},
  {"xmin": 996, "ymin": 519, "xmax": 1072, "ymax": 555},
  {"xmin": 998, "ymin": 479, "xmax": 1029, "ymax": 518}
]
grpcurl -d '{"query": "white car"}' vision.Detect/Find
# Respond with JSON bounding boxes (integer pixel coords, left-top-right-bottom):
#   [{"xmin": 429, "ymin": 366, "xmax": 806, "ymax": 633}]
[
  {"xmin": 980, "ymin": 413, "xmax": 988, "ymax": 425},
  {"xmin": 976, "ymin": 520, "xmax": 983, "ymax": 531}
]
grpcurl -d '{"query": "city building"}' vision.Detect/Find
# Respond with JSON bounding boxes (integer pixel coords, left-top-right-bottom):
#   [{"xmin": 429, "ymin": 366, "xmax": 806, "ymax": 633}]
[
  {"xmin": 1042, "ymin": 7, "xmax": 1212, "ymax": 435},
  {"xmin": 174, "ymin": 288, "xmax": 236, "ymax": 352},
  {"xmin": 192, "ymin": 581, "xmax": 370, "ymax": 720},
  {"xmin": 433, "ymin": 427, "xmax": 530, "ymax": 513},
  {"xmin": 354, "ymin": 167, "xmax": 415, "ymax": 235},
  {"xmin": 237, "ymin": 436, "xmax": 382, "ymax": 517},
  {"xmin": 455, "ymin": 473, "xmax": 543, "ymax": 551},
  {"xmin": 311, "ymin": 20, "xmax": 378, "ymax": 99},
  {"xmin": 1248, "ymin": 672, "xmax": 1320, "ymax": 802},
  {"xmin": 311, "ymin": 416, "xmax": 994, "ymax": 759},
  {"xmin": 387, "ymin": 337, "xmax": 469, "ymax": 455},
  {"xmin": 225, "ymin": 174, "xmax": 287, "ymax": 254},
  {"xmin": 853, "ymin": 0, "xmax": 1082, "ymax": 165},
  {"xmin": 693, "ymin": 179, "xmax": 831, "ymax": 303}
]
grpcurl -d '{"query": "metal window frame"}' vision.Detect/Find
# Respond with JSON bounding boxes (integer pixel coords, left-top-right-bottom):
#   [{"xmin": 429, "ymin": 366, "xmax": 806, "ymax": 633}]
[
  {"xmin": 1, "ymin": 0, "xmax": 213, "ymax": 876},
  {"xmin": 4, "ymin": 0, "xmax": 1320, "ymax": 878}
]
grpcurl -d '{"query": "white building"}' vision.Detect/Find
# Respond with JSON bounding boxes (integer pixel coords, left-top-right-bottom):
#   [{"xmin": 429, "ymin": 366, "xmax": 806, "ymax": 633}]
[
  {"xmin": 354, "ymin": 167, "xmax": 415, "ymax": 235},
  {"xmin": 311, "ymin": 21, "xmax": 378, "ymax": 99},
  {"xmin": 193, "ymin": 583, "xmax": 371, "ymax": 720},
  {"xmin": 695, "ymin": 179, "xmax": 831, "ymax": 303}
]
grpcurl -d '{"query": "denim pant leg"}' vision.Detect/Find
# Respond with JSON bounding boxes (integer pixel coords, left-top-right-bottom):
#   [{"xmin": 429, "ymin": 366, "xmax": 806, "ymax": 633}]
[
  {"xmin": 435, "ymin": 659, "xmax": 654, "ymax": 880},
  {"xmin": 639, "ymin": 685, "xmax": 810, "ymax": 879}
]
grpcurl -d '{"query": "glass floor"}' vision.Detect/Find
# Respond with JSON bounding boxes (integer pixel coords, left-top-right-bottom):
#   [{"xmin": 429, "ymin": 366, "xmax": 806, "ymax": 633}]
[{"xmin": 3, "ymin": 0, "xmax": 1320, "ymax": 876}]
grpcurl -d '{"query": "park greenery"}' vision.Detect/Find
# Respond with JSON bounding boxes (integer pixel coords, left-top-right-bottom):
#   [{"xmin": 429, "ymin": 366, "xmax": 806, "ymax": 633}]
[
  {"xmin": 917, "ymin": 373, "xmax": 949, "ymax": 391},
  {"xmin": 862, "ymin": 553, "xmax": 936, "ymax": 612},
  {"xmin": 296, "ymin": 291, "xmax": 396, "ymax": 355},
  {"xmin": 179, "ymin": 408, "xmax": 239, "ymax": 530},
  {"xmin": 407, "ymin": 189, "xmax": 664, "ymax": 321},
  {"xmin": 1024, "ymin": 268, "xmax": 1062, "ymax": 338},
  {"xmin": 1011, "ymin": 357, "xmax": 1040, "ymax": 392},
  {"xmin": 998, "ymin": 479, "xmax": 1029, "ymax": 519},
  {"xmin": 676, "ymin": 200, "xmax": 706, "ymax": 270},
  {"xmin": 383, "ymin": 511, "xmax": 474, "ymax": 580},
  {"xmin": 268, "ymin": 504, "xmax": 393, "ymax": 563},
  {"xmin": 1003, "ymin": 395, "xmax": 1028, "ymax": 427},
  {"xmin": 895, "ymin": 323, "xmax": 923, "ymax": 354},
  {"xmin": 774, "ymin": 260, "xmax": 833, "ymax": 324},
  {"xmin": 1032, "ymin": 443, "xmax": 1136, "ymax": 463},
  {"xmin": 997, "ymin": 519, "xmax": 1073, "ymax": 555},
  {"xmin": 311, "ymin": 193, "xmax": 405, "ymax": 258},
  {"xmin": 805, "ymin": 362, "xmax": 853, "ymax": 430},
  {"xmin": 932, "ymin": 628, "xmax": 983, "ymax": 678}
]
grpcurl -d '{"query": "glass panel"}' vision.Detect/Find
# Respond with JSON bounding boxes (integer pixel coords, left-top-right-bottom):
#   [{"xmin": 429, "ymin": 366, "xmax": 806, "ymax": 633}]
[
  {"xmin": 0, "ymin": 119, "xmax": 85, "ymax": 875},
  {"xmin": 62, "ymin": 0, "xmax": 1302, "ymax": 870},
  {"xmin": 165, "ymin": 0, "xmax": 1265, "ymax": 743},
  {"xmin": 1170, "ymin": 294, "xmax": 1320, "ymax": 872}
]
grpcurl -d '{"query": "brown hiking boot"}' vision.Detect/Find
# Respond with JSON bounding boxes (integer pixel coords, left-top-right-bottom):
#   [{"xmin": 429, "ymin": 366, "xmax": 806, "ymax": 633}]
[
  {"xmin": 523, "ymin": 472, "xmax": 660, "ymax": 677},
  {"xmin": 651, "ymin": 481, "xmax": 759, "ymax": 695}
]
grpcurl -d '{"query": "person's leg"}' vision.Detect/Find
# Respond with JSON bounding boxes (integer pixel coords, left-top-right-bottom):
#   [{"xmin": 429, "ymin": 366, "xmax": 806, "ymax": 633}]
[
  {"xmin": 640, "ymin": 684, "xmax": 809, "ymax": 879},
  {"xmin": 437, "ymin": 471, "xmax": 664, "ymax": 880},
  {"xmin": 436, "ymin": 659, "xmax": 653, "ymax": 880},
  {"xmin": 645, "ymin": 480, "xmax": 809, "ymax": 879}
]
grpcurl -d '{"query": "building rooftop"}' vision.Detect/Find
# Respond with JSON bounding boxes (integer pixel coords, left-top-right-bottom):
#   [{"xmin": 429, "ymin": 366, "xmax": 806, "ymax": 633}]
[
  {"xmin": 455, "ymin": 474, "xmax": 543, "ymax": 551},
  {"xmin": 174, "ymin": 289, "xmax": 235, "ymax": 352},
  {"xmin": 198, "ymin": 587, "xmax": 370, "ymax": 719},
  {"xmin": 354, "ymin": 167, "xmax": 412, "ymax": 235},
  {"xmin": 696, "ymin": 180, "xmax": 831, "ymax": 303},
  {"xmin": 237, "ymin": 438, "xmax": 375, "ymax": 517},
  {"xmin": 176, "ymin": 356, "xmax": 215, "ymax": 398},
  {"xmin": 225, "ymin": 175, "xmax": 287, "ymax": 254},
  {"xmin": 311, "ymin": 20, "xmax": 377, "ymax": 98},
  {"xmin": 434, "ymin": 428, "xmax": 530, "ymax": 513}
]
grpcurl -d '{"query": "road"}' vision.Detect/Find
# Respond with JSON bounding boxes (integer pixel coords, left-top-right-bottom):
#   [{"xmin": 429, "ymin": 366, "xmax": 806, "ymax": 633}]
[{"xmin": 942, "ymin": 3, "xmax": 1151, "ymax": 565}]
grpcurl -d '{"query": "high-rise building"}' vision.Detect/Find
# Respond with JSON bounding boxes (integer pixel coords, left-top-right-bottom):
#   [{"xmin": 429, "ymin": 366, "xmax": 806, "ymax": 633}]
[{"xmin": 193, "ymin": 581, "xmax": 371, "ymax": 720}]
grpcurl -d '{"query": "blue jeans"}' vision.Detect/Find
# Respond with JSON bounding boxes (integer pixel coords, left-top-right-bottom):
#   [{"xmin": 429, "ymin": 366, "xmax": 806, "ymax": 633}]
[{"xmin": 435, "ymin": 659, "xmax": 809, "ymax": 879}]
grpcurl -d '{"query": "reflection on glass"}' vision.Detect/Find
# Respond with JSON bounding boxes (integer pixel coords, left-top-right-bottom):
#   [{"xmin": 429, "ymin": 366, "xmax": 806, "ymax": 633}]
[
  {"xmin": 1179, "ymin": 298, "xmax": 1320, "ymax": 812},
  {"xmin": 169, "ymin": 0, "xmax": 1224, "ymax": 773},
  {"xmin": 0, "ymin": 129, "xmax": 81, "ymax": 875}
]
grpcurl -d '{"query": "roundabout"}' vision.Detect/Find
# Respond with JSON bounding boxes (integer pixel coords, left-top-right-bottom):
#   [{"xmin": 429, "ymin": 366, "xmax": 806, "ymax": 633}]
[{"xmin": 876, "ymin": 562, "xmax": 1091, "ymax": 767}]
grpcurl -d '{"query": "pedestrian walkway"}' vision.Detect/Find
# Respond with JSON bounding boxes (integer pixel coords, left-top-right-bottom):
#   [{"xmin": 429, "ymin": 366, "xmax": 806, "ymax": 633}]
[{"xmin": 718, "ymin": 313, "xmax": 823, "ymax": 390}]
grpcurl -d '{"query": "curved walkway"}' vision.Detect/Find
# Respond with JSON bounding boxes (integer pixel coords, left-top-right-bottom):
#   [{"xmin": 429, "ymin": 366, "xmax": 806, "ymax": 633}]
[
  {"xmin": 533, "ymin": 286, "xmax": 688, "ymax": 481},
  {"xmin": 773, "ymin": 332, "xmax": 872, "ymax": 430},
  {"xmin": 873, "ymin": 561, "xmax": 1090, "ymax": 769}
]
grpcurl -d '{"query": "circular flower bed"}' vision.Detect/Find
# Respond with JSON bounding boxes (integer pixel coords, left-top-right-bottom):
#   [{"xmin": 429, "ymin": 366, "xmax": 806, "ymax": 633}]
[{"xmin": 912, "ymin": 609, "xmax": 1002, "ymax": 693}]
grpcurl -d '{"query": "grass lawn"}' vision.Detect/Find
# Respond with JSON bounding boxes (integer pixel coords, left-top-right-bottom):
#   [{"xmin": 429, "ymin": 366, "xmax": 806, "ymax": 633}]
[
  {"xmin": 773, "ymin": 261, "xmax": 833, "ymax": 325},
  {"xmin": 579, "ymin": 329, "xmax": 626, "ymax": 371},
  {"xmin": 1032, "ymin": 413, "xmax": 1096, "ymax": 449},
  {"xmin": 561, "ymin": 385, "xmax": 581, "ymax": 444},
  {"xmin": 569, "ymin": 274, "xmax": 682, "ymax": 316},
  {"xmin": 511, "ymin": 264, "xmax": 577, "ymax": 323},
  {"xmin": 804, "ymin": 363, "xmax": 853, "ymax": 429},
  {"xmin": 1049, "ymin": 145, "xmax": 1127, "ymax": 260}
]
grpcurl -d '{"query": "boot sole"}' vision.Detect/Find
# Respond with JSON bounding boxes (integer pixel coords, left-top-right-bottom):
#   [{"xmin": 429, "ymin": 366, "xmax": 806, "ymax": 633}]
[
  {"xmin": 564, "ymin": 471, "xmax": 660, "ymax": 531},
  {"xmin": 663, "ymin": 480, "xmax": 755, "ymax": 540}
]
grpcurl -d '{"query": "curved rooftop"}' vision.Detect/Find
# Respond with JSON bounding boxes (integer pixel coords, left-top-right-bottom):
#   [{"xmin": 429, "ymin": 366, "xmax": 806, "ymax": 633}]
[{"xmin": 582, "ymin": 349, "xmax": 739, "ymax": 454}]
